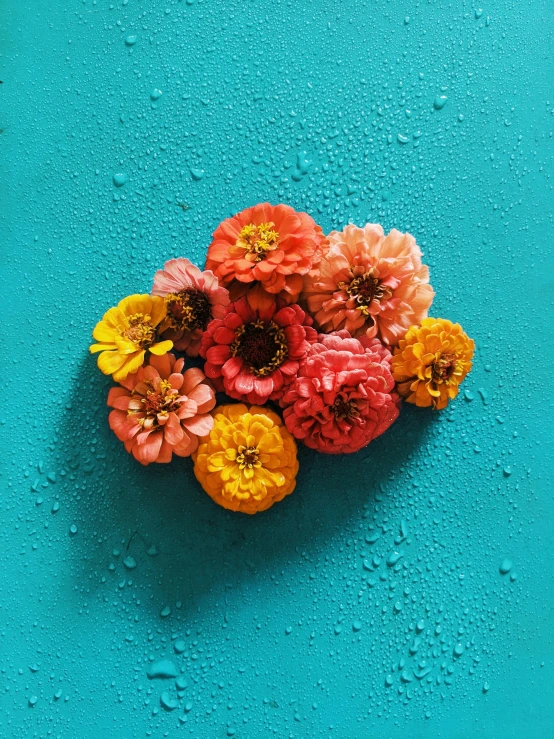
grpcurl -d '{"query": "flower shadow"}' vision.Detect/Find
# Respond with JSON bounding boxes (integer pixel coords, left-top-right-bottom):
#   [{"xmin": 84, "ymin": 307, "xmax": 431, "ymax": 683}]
[{"xmin": 60, "ymin": 355, "xmax": 433, "ymax": 620}]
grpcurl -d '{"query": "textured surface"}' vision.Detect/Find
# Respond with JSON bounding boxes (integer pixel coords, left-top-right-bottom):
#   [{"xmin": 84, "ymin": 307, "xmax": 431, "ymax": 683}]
[{"xmin": 1, "ymin": 1, "xmax": 553, "ymax": 737}]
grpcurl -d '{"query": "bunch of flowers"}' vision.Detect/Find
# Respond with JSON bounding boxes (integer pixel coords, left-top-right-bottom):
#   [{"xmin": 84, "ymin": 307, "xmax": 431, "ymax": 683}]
[{"xmin": 91, "ymin": 204, "xmax": 474, "ymax": 514}]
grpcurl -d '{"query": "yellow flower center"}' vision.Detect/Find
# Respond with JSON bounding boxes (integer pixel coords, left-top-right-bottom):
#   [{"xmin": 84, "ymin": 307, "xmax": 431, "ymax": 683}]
[
  {"xmin": 343, "ymin": 272, "xmax": 390, "ymax": 315},
  {"xmin": 230, "ymin": 320, "xmax": 288, "ymax": 377},
  {"xmin": 164, "ymin": 288, "xmax": 212, "ymax": 333},
  {"xmin": 431, "ymin": 353, "xmax": 457, "ymax": 383},
  {"xmin": 236, "ymin": 222, "xmax": 279, "ymax": 262},
  {"xmin": 236, "ymin": 445, "xmax": 260, "ymax": 469},
  {"xmin": 332, "ymin": 396, "xmax": 359, "ymax": 421},
  {"xmin": 135, "ymin": 379, "xmax": 180, "ymax": 427},
  {"xmin": 120, "ymin": 313, "xmax": 156, "ymax": 348}
]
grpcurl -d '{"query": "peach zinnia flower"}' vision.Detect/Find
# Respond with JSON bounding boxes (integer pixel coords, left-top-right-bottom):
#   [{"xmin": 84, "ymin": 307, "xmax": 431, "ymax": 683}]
[
  {"xmin": 392, "ymin": 318, "xmax": 474, "ymax": 410},
  {"xmin": 192, "ymin": 404, "xmax": 298, "ymax": 514},
  {"xmin": 90, "ymin": 294, "xmax": 172, "ymax": 382},
  {"xmin": 302, "ymin": 223, "xmax": 434, "ymax": 346},
  {"xmin": 151, "ymin": 258, "xmax": 230, "ymax": 356},
  {"xmin": 282, "ymin": 331, "xmax": 399, "ymax": 454},
  {"xmin": 107, "ymin": 353, "xmax": 216, "ymax": 465},
  {"xmin": 200, "ymin": 295, "xmax": 317, "ymax": 406},
  {"xmin": 205, "ymin": 203, "xmax": 327, "ymax": 301}
]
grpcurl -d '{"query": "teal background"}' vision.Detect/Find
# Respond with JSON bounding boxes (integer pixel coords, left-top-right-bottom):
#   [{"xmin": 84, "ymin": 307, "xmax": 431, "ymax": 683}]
[{"xmin": 1, "ymin": 1, "xmax": 553, "ymax": 737}]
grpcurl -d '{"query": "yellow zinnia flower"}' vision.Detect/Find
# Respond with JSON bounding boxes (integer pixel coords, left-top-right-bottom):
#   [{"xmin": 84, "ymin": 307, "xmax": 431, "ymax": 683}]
[
  {"xmin": 90, "ymin": 294, "xmax": 173, "ymax": 382},
  {"xmin": 392, "ymin": 318, "xmax": 474, "ymax": 410},
  {"xmin": 192, "ymin": 404, "xmax": 299, "ymax": 514}
]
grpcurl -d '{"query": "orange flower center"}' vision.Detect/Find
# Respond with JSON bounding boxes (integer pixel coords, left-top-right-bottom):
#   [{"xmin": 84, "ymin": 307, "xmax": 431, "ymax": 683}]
[
  {"xmin": 164, "ymin": 288, "xmax": 212, "ymax": 333},
  {"xmin": 236, "ymin": 222, "xmax": 279, "ymax": 262},
  {"xmin": 230, "ymin": 320, "xmax": 288, "ymax": 377},
  {"xmin": 431, "ymin": 354, "xmax": 456, "ymax": 383},
  {"xmin": 236, "ymin": 445, "xmax": 260, "ymax": 469},
  {"xmin": 136, "ymin": 380, "xmax": 180, "ymax": 427},
  {"xmin": 120, "ymin": 313, "xmax": 156, "ymax": 348},
  {"xmin": 332, "ymin": 396, "xmax": 359, "ymax": 421},
  {"xmin": 344, "ymin": 273, "xmax": 390, "ymax": 315}
]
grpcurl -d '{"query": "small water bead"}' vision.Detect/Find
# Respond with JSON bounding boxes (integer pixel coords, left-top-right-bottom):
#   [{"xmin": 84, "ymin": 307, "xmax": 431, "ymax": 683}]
[
  {"xmin": 150, "ymin": 89, "xmax": 162, "ymax": 101},
  {"xmin": 112, "ymin": 173, "xmax": 128, "ymax": 187},
  {"xmin": 160, "ymin": 692, "xmax": 178, "ymax": 711},
  {"xmin": 433, "ymin": 95, "xmax": 448, "ymax": 110},
  {"xmin": 123, "ymin": 556, "xmax": 137, "ymax": 570},
  {"xmin": 285, "ymin": 626, "xmax": 293, "ymax": 635},
  {"xmin": 352, "ymin": 620, "xmax": 362, "ymax": 632},
  {"xmin": 499, "ymin": 559, "xmax": 513, "ymax": 575},
  {"xmin": 69, "ymin": 524, "xmax": 78, "ymax": 536},
  {"xmin": 125, "ymin": 35, "xmax": 137, "ymax": 46}
]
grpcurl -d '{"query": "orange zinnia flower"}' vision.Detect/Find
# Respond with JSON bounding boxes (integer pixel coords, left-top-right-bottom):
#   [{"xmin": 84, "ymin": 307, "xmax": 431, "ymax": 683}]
[
  {"xmin": 302, "ymin": 224, "xmax": 434, "ymax": 346},
  {"xmin": 205, "ymin": 203, "xmax": 327, "ymax": 302},
  {"xmin": 392, "ymin": 318, "xmax": 475, "ymax": 410}
]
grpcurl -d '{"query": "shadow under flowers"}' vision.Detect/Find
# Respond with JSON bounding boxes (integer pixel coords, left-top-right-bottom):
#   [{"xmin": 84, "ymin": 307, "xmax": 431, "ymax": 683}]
[{"xmin": 59, "ymin": 354, "xmax": 434, "ymax": 621}]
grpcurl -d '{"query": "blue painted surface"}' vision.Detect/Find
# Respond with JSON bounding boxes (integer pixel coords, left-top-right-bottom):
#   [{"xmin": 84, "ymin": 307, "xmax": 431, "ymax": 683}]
[{"xmin": 1, "ymin": 1, "xmax": 553, "ymax": 737}]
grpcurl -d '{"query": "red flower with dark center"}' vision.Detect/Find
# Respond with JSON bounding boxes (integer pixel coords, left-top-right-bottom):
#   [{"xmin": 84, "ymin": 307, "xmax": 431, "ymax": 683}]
[{"xmin": 200, "ymin": 295, "xmax": 318, "ymax": 405}]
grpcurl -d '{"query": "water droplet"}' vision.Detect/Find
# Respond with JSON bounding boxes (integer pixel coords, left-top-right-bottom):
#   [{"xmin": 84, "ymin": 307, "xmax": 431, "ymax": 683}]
[
  {"xmin": 352, "ymin": 620, "xmax": 362, "ymax": 632},
  {"xmin": 123, "ymin": 556, "xmax": 137, "ymax": 570},
  {"xmin": 434, "ymin": 95, "xmax": 448, "ymax": 110},
  {"xmin": 125, "ymin": 35, "xmax": 137, "ymax": 46},
  {"xmin": 499, "ymin": 559, "xmax": 513, "ymax": 575},
  {"xmin": 190, "ymin": 168, "xmax": 205, "ymax": 181},
  {"xmin": 69, "ymin": 524, "xmax": 78, "ymax": 536},
  {"xmin": 113, "ymin": 173, "xmax": 128, "ymax": 187},
  {"xmin": 160, "ymin": 692, "xmax": 178, "ymax": 711},
  {"xmin": 147, "ymin": 659, "xmax": 179, "ymax": 680},
  {"xmin": 150, "ymin": 88, "xmax": 162, "ymax": 101}
]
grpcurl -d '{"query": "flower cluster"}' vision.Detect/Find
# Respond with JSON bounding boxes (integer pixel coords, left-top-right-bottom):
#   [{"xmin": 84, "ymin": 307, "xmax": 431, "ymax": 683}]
[{"xmin": 91, "ymin": 203, "xmax": 474, "ymax": 513}]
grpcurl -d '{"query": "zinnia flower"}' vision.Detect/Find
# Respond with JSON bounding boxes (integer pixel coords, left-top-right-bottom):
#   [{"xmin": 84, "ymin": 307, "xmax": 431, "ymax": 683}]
[
  {"xmin": 205, "ymin": 202, "xmax": 327, "ymax": 301},
  {"xmin": 107, "ymin": 353, "xmax": 216, "ymax": 465},
  {"xmin": 392, "ymin": 318, "xmax": 474, "ymax": 410},
  {"xmin": 90, "ymin": 294, "xmax": 172, "ymax": 382},
  {"xmin": 192, "ymin": 404, "xmax": 298, "ymax": 514},
  {"xmin": 151, "ymin": 258, "xmax": 230, "ymax": 356},
  {"xmin": 282, "ymin": 330, "xmax": 400, "ymax": 454},
  {"xmin": 302, "ymin": 223, "xmax": 434, "ymax": 346},
  {"xmin": 200, "ymin": 295, "xmax": 317, "ymax": 405}
]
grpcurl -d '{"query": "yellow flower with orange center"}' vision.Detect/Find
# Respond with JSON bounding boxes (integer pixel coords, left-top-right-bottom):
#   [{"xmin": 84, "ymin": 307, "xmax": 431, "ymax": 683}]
[
  {"xmin": 192, "ymin": 404, "xmax": 298, "ymax": 514},
  {"xmin": 392, "ymin": 318, "xmax": 474, "ymax": 410},
  {"xmin": 90, "ymin": 294, "xmax": 173, "ymax": 382}
]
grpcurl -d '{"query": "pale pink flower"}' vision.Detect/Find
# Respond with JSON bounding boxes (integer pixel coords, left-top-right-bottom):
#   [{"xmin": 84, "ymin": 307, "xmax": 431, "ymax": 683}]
[
  {"xmin": 151, "ymin": 258, "xmax": 230, "ymax": 356},
  {"xmin": 302, "ymin": 224, "xmax": 434, "ymax": 345},
  {"xmin": 107, "ymin": 353, "xmax": 216, "ymax": 465}
]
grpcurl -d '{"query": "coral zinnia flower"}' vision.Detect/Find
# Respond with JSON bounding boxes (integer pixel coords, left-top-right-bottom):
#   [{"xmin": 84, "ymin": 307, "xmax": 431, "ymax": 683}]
[
  {"xmin": 392, "ymin": 318, "xmax": 474, "ymax": 410},
  {"xmin": 205, "ymin": 203, "xmax": 327, "ymax": 301},
  {"xmin": 192, "ymin": 404, "xmax": 298, "ymax": 514},
  {"xmin": 151, "ymin": 258, "xmax": 230, "ymax": 357},
  {"xmin": 90, "ymin": 294, "xmax": 173, "ymax": 382},
  {"xmin": 282, "ymin": 330, "xmax": 399, "ymax": 454},
  {"xmin": 107, "ymin": 353, "xmax": 216, "ymax": 465},
  {"xmin": 302, "ymin": 223, "xmax": 434, "ymax": 346},
  {"xmin": 200, "ymin": 295, "xmax": 317, "ymax": 405}
]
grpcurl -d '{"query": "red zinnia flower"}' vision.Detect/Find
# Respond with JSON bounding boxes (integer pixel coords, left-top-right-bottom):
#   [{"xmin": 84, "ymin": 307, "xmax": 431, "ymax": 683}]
[
  {"xmin": 281, "ymin": 330, "xmax": 400, "ymax": 454},
  {"xmin": 200, "ymin": 295, "xmax": 318, "ymax": 406}
]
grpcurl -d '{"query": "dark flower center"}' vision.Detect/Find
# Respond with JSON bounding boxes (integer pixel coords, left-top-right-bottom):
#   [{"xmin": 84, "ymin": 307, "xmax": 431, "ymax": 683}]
[
  {"xmin": 134, "ymin": 380, "xmax": 180, "ymax": 429},
  {"xmin": 231, "ymin": 320, "xmax": 288, "ymax": 377},
  {"xmin": 236, "ymin": 445, "xmax": 260, "ymax": 468},
  {"xmin": 431, "ymin": 354, "xmax": 456, "ymax": 382},
  {"xmin": 332, "ymin": 396, "xmax": 359, "ymax": 421},
  {"xmin": 343, "ymin": 273, "xmax": 389, "ymax": 315},
  {"xmin": 165, "ymin": 288, "xmax": 212, "ymax": 333}
]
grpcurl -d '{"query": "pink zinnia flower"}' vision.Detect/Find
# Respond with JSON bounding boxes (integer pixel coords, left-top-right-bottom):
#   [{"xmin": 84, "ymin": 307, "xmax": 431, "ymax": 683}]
[
  {"xmin": 302, "ymin": 224, "xmax": 434, "ymax": 346},
  {"xmin": 151, "ymin": 258, "xmax": 230, "ymax": 356},
  {"xmin": 200, "ymin": 295, "xmax": 318, "ymax": 406},
  {"xmin": 107, "ymin": 353, "xmax": 216, "ymax": 465},
  {"xmin": 282, "ymin": 330, "xmax": 400, "ymax": 454}
]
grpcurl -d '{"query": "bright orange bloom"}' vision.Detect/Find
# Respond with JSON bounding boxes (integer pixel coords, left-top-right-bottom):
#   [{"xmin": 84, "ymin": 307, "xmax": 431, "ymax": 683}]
[
  {"xmin": 205, "ymin": 203, "xmax": 327, "ymax": 302},
  {"xmin": 192, "ymin": 404, "xmax": 298, "ymax": 514},
  {"xmin": 302, "ymin": 224, "xmax": 434, "ymax": 346},
  {"xmin": 392, "ymin": 318, "xmax": 474, "ymax": 410}
]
